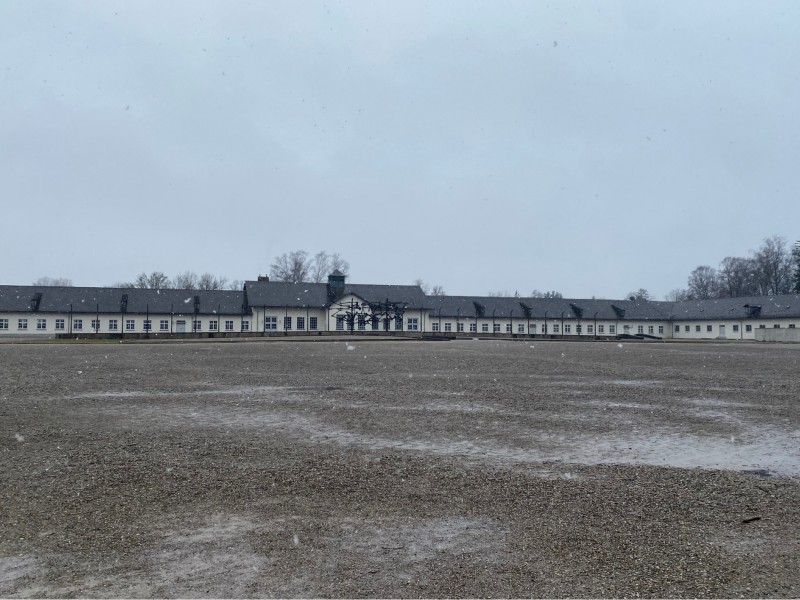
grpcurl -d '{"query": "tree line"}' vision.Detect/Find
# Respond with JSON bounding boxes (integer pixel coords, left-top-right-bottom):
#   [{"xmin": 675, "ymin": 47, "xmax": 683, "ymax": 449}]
[
  {"xmin": 269, "ymin": 251, "xmax": 350, "ymax": 283},
  {"xmin": 114, "ymin": 271, "xmax": 242, "ymax": 290},
  {"xmin": 666, "ymin": 235, "xmax": 800, "ymax": 301},
  {"xmin": 33, "ymin": 272, "xmax": 242, "ymax": 290}
]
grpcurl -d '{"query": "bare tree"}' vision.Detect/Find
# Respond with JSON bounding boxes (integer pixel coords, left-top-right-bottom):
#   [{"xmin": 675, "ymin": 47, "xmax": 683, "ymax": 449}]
[
  {"xmin": 173, "ymin": 271, "xmax": 199, "ymax": 290},
  {"xmin": 717, "ymin": 256, "xmax": 757, "ymax": 298},
  {"xmin": 307, "ymin": 251, "xmax": 351, "ymax": 282},
  {"xmin": 132, "ymin": 271, "xmax": 171, "ymax": 289},
  {"xmin": 197, "ymin": 273, "xmax": 228, "ymax": 290},
  {"xmin": 270, "ymin": 250, "xmax": 310, "ymax": 283},
  {"xmin": 687, "ymin": 265, "xmax": 719, "ymax": 300},
  {"xmin": 793, "ymin": 241, "xmax": 800, "ymax": 293},
  {"xmin": 753, "ymin": 235, "xmax": 792, "ymax": 295},
  {"xmin": 664, "ymin": 288, "xmax": 689, "ymax": 302},
  {"xmin": 270, "ymin": 250, "xmax": 349, "ymax": 283},
  {"xmin": 33, "ymin": 276, "xmax": 73, "ymax": 286},
  {"xmin": 487, "ymin": 290, "xmax": 510, "ymax": 297},
  {"xmin": 413, "ymin": 279, "xmax": 431, "ymax": 294},
  {"xmin": 430, "ymin": 285, "xmax": 446, "ymax": 296},
  {"xmin": 329, "ymin": 252, "xmax": 350, "ymax": 276},
  {"xmin": 228, "ymin": 279, "xmax": 244, "ymax": 291},
  {"xmin": 530, "ymin": 290, "xmax": 563, "ymax": 298},
  {"xmin": 626, "ymin": 288, "xmax": 651, "ymax": 301},
  {"xmin": 310, "ymin": 252, "xmax": 330, "ymax": 283}
]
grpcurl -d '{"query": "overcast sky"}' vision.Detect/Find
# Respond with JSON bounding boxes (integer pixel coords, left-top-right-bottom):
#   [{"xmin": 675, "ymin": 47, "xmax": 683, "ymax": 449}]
[{"xmin": 2, "ymin": 1, "xmax": 798, "ymax": 299}]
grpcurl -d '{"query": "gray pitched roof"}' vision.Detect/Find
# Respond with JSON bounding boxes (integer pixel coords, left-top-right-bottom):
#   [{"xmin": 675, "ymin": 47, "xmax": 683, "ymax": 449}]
[
  {"xmin": 0, "ymin": 286, "xmax": 247, "ymax": 315},
  {"xmin": 424, "ymin": 295, "xmax": 673, "ymax": 321},
  {"xmin": 243, "ymin": 281, "xmax": 329, "ymax": 308},
  {"xmin": 666, "ymin": 294, "xmax": 800, "ymax": 320},
  {"xmin": 5, "ymin": 284, "xmax": 800, "ymax": 323},
  {"xmin": 243, "ymin": 281, "xmax": 428, "ymax": 308},
  {"xmin": 345, "ymin": 284, "xmax": 427, "ymax": 308}
]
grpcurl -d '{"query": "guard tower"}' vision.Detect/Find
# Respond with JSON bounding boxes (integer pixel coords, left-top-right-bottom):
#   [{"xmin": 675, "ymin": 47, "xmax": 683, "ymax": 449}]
[{"xmin": 327, "ymin": 270, "xmax": 346, "ymax": 304}]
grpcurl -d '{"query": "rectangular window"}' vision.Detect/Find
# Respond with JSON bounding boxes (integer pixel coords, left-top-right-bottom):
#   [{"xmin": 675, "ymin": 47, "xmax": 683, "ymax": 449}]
[
  {"xmin": 37, "ymin": 319, "xmax": 47, "ymax": 330},
  {"xmin": 407, "ymin": 318, "xmax": 418, "ymax": 331},
  {"xmin": 143, "ymin": 320, "xmax": 152, "ymax": 331},
  {"xmin": 685, "ymin": 325, "xmax": 690, "ymax": 332},
  {"xmin": 598, "ymin": 325, "xmax": 604, "ymax": 334},
  {"xmin": 73, "ymin": 319, "xmax": 83, "ymax": 331},
  {"xmin": 357, "ymin": 316, "xmax": 366, "ymax": 330},
  {"xmin": 505, "ymin": 323, "xmax": 511, "ymax": 333},
  {"xmin": 773, "ymin": 324, "xmax": 780, "ymax": 329},
  {"xmin": 469, "ymin": 323, "xmax": 477, "ymax": 333},
  {"xmin": 609, "ymin": 325, "xmax": 615, "ymax": 334},
  {"xmin": 18, "ymin": 318, "xmax": 28, "ymax": 330},
  {"xmin": 577, "ymin": 324, "xmax": 583, "ymax": 334},
  {"xmin": 707, "ymin": 325, "xmax": 713, "ymax": 332},
  {"xmin": 553, "ymin": 324, "xmax": 560, "ymax": 333},
  {"xmin": 732, "ymin": 324, "xmax": 739, "ymax": 332},
  {"xmin": 789, "ymin": 324, "xmax": 796, "ymax": 329},
  {"xmin": 297, "ymin": 316, "xmax": 305, "ymax": 330},
  {"xmin": 0, "ymin": 318, "xmax": 8, "ymax": 330},
  {"xmin": 265, "ymin": 317, "xmax": 277, "ymax": 330},
  {"xmin": 445, "ymin": 323, "xmax": 453, "ymax": 332},
  {"xmin": 637, "ymin": 325, "xmax": 644, "ymax": 334},
  {"xmin": 746, "ymin": 324, "xmax": 752, "ymax": 332},
  {"xmin": 493, "ymin": 324, "xmax": 500, "ymax": 333},
  {"xmin": 517, "ymin": 323, "xmax": 524, "ymax": 333},
  {"xmin": 648, "ymin": 325, "xmax": 654, "ymax": 334},
  {"xmin": 565, "ymin": 324, "xmax": 571, "ymax": 333},
  {"xmin": 309, "ymin": 317, "xmax": 318, "ymax": 330},
  {"xmin": 432, "ymin": 323, "xmax": 440, "ymax": 332},
  {"xmin": 336, "ymin": 316, "xmax": 345, "ymax": 331},
  {"xmin": 395, "ymin": 316, "xmax": 403, "ymax": 331},
  {"xmin": 160, "ymin": 320, "xmax": 169, "ymax": 331},
  {"xmin": 674, "ymin": 325, "xmax": 680, "ymax": 332},
  {"xmin": 371, "ymin": 319, "xmax": 379, "ymax": 330},
  {"xmin": 482, "ymin": 323, "xmax": 489, "ymax": 332},
  {"xmin": 542, "ymin": 324, "xmax": 548, "ymax": 334},
  {"xmin": 192, "ymin": 320, "xmax": 202, "ymax": 331},
  {"xmin": 587, "ymin": 325, "xmax": 593, "ymax": 334},
  {"xmin": 225, "ymin": 320, "xmax": 234, "ymax": 331},
  {"xmin": 125, "ymin": 319, "xmax": 135, "ymax": 331},
  {"xmin": 658, "ymin": 325, "xmax": 664, "ymax": 334},
  {"xmin": 55, "ymin": 319, "xmax": 65, "ymax": 330},
  {"xmin": 242, "ymin": 320, "xmax": 250, "ymax": 331},
  {"xmin": 758, "ymin": 324, "xmax": 766, "ymax": 329},
  {"xmin": 108, "ymin": 319, "xmax": 118, "ymax": 331},
  {"xmin": 209, "ymin": 320, "xmax": 218, "ymax": 331},
  {"xmin": 283, "ymin": 317, "xmax": 292, "ymax": 330},
  {"xmin": 92, "ymin": 319, "xmax": 100, "ymax": 331},
  {"xmin": 457, "ymin": 323, "xmax": 464, "ymax": 332},
  {"xmin": 695, "ymin": 325, "xmax": 701, "ymax": 332}
]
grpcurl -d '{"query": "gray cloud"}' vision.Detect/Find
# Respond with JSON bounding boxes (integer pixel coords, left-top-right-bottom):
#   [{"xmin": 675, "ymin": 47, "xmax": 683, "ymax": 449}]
[{"xmin": 2, "ymin": 1, "xmax": 798, "ymax": 297}]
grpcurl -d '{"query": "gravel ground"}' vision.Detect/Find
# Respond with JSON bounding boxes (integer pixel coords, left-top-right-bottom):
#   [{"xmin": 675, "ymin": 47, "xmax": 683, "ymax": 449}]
[{"xmin": 1, "ymin": 338, "xmax": 798, "ymax": 598}]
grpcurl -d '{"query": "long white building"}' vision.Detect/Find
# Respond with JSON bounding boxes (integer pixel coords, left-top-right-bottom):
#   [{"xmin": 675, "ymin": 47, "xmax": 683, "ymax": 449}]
[{"xmin": 1, "ymin": 271, "xmax": 799, "ymax": 341}]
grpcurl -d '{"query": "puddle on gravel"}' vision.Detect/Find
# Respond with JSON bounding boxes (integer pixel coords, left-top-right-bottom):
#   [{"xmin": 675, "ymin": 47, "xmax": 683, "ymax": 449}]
[
  {"xmin": 0, "ymin": 555, "xmax": 41, "ymax": 596},
  {"xmin": 605, "ymin": 380, "xmax": 663, "ymax": 387},
  {"xmin": 68, "ymin": 386, "xmax": 291, "ymax": 401},
  {"xmin": 337, "ymin": 516, "xmax": 505, "ymax": 568},
  {"xmin": 70, "ymin": 386, "xmax": 800, "ymax": 477}
]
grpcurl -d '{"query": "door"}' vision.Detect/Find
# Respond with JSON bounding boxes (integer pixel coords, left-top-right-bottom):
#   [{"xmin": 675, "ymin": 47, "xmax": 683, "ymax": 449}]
[
  {"xmin": 718, "ymin": 324, "xmax": 726, "ymax": 339},
  {"xmin": 176, "ymin": 320, "xmax": 186, "ymax": 333}
]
